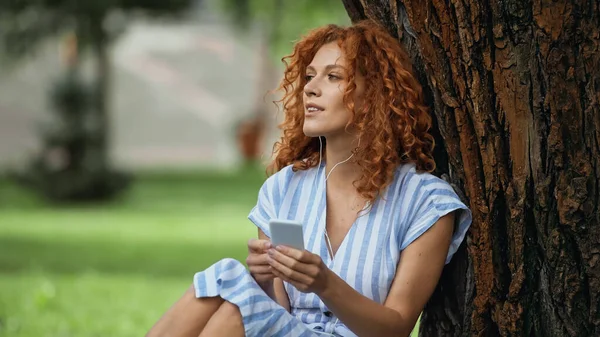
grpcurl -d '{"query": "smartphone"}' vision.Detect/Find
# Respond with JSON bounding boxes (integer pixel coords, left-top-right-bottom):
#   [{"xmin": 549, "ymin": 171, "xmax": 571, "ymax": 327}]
[{"xmin": 268, "ymin": 219, "xmax": 305, "ymax": 250}]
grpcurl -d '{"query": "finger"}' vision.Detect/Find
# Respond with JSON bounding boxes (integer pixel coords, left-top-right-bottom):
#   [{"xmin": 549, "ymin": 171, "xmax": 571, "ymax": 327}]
[
  {"xmin": 248, "ymin": 239, "xmax": 272, "ymax": 253},
  {"xmin": 269, "ymin": 249, "xmax": 314, "ymax": 275},
  {"xmin": 268, "ymin": 254, "xmax": 312, "ymax": 285},
  {"xmin": 261, "ymin": 240, "xmax": 273, "ymax": 251},
  {"xmin": 253, "ymin": 273, "xmax": 275, "ymax": 283},
  {"xmin": 246, "ymin": 253, "xmax": 270, "ymax": 267},
  {"xmin": 271, "ymin": 267, "xmax": 293, "ymax": 284},
  {"xmin": 271, "ymin": 268, "xmax": 309, "ymax": 292},
  {"xmin": 248, "ymin": 265, "xmax": 273, "ymax": 275},
  {"xmin": 275, "ymin": 245, "xmax": 319, "ymax": 264},
  {"xmin": 247, "ymin": 238, "xmax": 267, "ymax": 252}
]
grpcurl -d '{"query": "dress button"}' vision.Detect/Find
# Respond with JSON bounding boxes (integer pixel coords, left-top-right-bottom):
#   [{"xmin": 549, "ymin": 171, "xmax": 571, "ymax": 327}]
[{"xmin": 324, "ymin": 311, "xmax": 333, "ymax": 317}]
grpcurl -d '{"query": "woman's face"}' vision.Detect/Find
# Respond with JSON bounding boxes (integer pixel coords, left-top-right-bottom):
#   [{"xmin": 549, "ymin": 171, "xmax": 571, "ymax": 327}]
[{"xmin": 302, "ymin": 42, "xmax": 364, "ymax": 139}]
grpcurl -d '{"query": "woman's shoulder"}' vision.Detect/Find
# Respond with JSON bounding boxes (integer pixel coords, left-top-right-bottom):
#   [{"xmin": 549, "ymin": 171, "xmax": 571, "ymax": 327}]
[
  {"xmin": 390, "ymin": 163, "xmax": 468, "ymax": 217},
  {"xmin": 391, "ymin": 163, "xmax": 451, "ymax": 192},
  {"xmin": 263, "ymin": 163, "xmax": 318, "ymax": 191}
]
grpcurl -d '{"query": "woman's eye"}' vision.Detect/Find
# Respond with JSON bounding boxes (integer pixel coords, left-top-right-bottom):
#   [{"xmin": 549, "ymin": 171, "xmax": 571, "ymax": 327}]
[
  {"xmin": 328, "ymin": 74, "xmax": 340, "ymax": 80},
  {"xmin": 305, "ymin": 75, "xmax": 314, "ymax": 81}
]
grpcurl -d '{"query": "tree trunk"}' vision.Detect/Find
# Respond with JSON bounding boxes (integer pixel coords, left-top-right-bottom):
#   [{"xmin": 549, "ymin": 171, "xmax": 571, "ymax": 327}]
[
  {"xmin": 340, "ymin": 0, "xmax": 600, "ymax": 336},
  {"xmin": 90, "ymin": 13, "xmax": 110, "ymax": 172}
]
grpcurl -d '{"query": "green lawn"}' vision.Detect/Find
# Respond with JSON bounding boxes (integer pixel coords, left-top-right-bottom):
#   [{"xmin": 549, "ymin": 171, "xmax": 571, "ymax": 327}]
[{"xmin": 0, "ymin": 168, "xmax": 418, "ymax": 336}]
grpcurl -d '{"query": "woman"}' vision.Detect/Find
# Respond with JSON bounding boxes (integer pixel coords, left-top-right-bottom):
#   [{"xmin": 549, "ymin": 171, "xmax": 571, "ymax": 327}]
[{"xmin": 147, "ymin": 20, "xmax": 472, "ymax": 337}]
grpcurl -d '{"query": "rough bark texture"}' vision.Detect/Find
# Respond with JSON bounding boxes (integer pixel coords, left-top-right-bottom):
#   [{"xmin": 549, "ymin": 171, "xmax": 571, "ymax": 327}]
[{"xmin": 341, "ymin": 0, "xmax": 600, "ymax": 336}]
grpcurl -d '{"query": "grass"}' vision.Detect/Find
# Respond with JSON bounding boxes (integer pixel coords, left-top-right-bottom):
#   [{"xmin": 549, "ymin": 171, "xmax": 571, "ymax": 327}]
[
  {"xmin": 0, "ymin": 168, "xmax": 263, "ymax": 337},
  {"xmin": 0, "ymin": 167, "xmax": 419, "ymax": 337}
]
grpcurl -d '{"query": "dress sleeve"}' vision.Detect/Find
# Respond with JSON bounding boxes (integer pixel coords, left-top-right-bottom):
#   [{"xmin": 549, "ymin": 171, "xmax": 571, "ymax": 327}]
[
  {"xmin": 247, "ymin": 177, "xmax": 278, "ymax": 237},
  {"xmin": 400, "ymin": 180, "xmax": 472, "ymax": 264}
]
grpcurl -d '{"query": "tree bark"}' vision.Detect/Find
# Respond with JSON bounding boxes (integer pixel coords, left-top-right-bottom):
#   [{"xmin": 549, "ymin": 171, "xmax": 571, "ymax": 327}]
[{"xmin": 340, "ymin": 0, "xmax": 600, "ymax": 336}]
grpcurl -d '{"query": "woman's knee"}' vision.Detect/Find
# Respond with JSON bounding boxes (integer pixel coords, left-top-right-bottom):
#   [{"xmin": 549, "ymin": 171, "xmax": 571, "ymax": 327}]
[
  {"xmin": 199, "ymin": 301, "xmax": 244, "ymax": 337},
  {"xmin": 219, "ymin": 301, "xmax": 242, "ymax": 317}
]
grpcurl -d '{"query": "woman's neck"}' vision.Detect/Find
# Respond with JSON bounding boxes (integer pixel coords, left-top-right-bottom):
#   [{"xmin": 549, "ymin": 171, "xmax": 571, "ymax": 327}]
[{"xmin": 323, "ymin": 136, "xmax": 361, "ymax": 190}]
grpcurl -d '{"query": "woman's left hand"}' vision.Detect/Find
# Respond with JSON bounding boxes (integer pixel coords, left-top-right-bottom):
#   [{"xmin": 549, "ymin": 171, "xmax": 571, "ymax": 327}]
[{"xmin": 267, "ymin": 245, "xmax": 332, "ymax": 295}]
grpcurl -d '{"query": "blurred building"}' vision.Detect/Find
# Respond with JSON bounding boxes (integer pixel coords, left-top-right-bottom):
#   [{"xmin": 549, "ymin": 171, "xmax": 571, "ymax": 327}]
[{"xmin": 0, "ymin": 4, "xmax": 282, "ymax": 172}]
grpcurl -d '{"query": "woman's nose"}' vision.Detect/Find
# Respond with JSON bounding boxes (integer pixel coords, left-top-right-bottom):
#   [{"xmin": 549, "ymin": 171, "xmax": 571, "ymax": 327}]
[{"xmin": 304, "ymin": 80, "xmax": 321, "ymax": 97}]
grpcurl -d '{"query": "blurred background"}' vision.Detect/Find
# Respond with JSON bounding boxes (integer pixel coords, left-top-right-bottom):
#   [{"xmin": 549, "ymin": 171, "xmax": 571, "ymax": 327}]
[{"xmin": 0, "ymin": 0, "xmax": 350, "ymax": 335}]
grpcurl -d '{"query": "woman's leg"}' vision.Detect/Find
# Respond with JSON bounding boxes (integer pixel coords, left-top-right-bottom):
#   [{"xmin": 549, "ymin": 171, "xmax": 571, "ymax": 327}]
[
  {"xmin": 198, "ymin": 301, "xmax": 245, "ymax": 337},
  {"xmin": 146, "ymin": 284, "xmax": 224, "ymax": 337}
]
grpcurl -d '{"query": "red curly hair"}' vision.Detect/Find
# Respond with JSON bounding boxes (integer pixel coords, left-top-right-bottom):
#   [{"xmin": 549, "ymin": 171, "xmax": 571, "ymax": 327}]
[{"xmin": 268, "ymin": 20, "xmax": 435, "ymax": 205}]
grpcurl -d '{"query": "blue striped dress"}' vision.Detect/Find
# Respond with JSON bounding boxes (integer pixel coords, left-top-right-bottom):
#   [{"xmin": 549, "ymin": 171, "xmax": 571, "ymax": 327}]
[{"xmin": 193, "ymin": 162, "xmax": 472, "ymax": 336}]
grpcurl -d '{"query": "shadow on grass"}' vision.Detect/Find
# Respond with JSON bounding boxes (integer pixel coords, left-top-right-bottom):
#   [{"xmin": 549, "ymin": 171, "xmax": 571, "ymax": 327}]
[{"xmin": 0, "ymin": 235, "xmax": 249, "ymax": 279}]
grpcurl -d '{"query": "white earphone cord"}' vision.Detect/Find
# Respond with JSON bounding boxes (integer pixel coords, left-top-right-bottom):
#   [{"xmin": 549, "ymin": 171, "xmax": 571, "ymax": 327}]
[
  {"xmin": 316, "ymin": 136, "xmax": 347, "ymax": 335},
  {"xmin": 318, "ymin": 135, "xmax": 359, "ymax": 260},
  {"xmin": 318, "ymin": 136, "xmax": 357, "ymax": 182}
]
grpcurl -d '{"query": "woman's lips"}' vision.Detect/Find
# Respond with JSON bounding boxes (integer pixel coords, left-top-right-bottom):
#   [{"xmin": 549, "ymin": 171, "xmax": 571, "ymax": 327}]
[{"xmin": 305, "ymin": 103, "xmax": 324, "ymax": 116}]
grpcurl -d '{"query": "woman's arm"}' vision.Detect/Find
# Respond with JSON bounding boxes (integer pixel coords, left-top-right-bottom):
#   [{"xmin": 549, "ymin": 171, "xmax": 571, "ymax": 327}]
[
  {"xmin": 321, "ymin": 212, "xmax": 455, "ymax": 336},
  {"xmin": 268, "ymin": 212, "xmax": 455, "ymax": 337},
  {"xmin": 258, "ymin": 229, "xmax": 291, "ymax": 312}
]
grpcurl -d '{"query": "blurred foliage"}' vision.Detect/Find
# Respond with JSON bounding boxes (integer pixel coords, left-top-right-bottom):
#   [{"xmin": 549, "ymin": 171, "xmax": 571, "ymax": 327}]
[
  {"xmin": 0, "ymin": 0, "xmax": 196, "ymax": 202},
  {"xmin": 13, "ymin": 68, "xmax": 133, "ymax": 202},
  {"xmin": 221, "ymin": 0, "xmax": 349, "ymax": 166},
  {"xmin": 219, "ymin": 0, "xmax": 350, "ymax": 60},
  {"xmin": 0, "ymin": 0, "xmax": 194, "ymax": 61}
]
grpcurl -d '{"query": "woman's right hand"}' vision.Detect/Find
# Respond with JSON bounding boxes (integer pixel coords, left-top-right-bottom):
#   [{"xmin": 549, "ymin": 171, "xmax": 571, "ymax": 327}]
[{"xmin": 246, "ymin": 238, "xmax": 275, "ymax": 284}]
